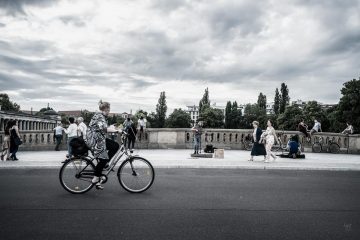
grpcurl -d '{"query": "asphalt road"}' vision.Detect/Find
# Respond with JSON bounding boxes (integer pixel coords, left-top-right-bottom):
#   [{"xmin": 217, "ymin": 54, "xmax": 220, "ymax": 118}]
[{"xmin": 0, "ymin": 168, "xmax": 359, "ymax": 240}]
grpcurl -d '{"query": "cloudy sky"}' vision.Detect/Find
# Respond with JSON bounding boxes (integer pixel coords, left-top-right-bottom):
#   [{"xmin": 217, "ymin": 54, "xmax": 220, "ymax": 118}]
[{"xmin": 0, "ymin": 0, "xmax": 359, "ymax": 113}]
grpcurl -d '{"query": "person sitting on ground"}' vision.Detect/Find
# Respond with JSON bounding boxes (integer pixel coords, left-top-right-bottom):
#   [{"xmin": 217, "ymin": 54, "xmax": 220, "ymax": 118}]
[
  {"xmin": 297, "ymin": 119, "xmax": 310, "ymax": 140},
  {"xmin": 86, "ymin": 100, "xmax": 120, "ymax": 190},
  {"xmin": 287, "ymin": 135, "xmax": 300, "ymax": 159},
  {"xmin": 342, "ymin": 122, "xmax": 354, "ymax": 134},
  {"xmin": 309, "ymin": 119, "xmax": 322, "ymax": 136}
]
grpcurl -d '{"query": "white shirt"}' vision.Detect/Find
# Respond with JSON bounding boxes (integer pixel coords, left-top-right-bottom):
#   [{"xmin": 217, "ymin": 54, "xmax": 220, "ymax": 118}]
[
  {"xmin": 64, "ymin": 123, "xmax": 78, "ymax": 138},
  {"xmin": 138, "ymin": 119, "xmax": 147, "ymax": 127},
  {"xmin": 78, "ymin": 122, "xmax": 87, "ymax": 136},
  {"xmin": 312, "ymin": 122, "xmax": 321, "ymax": 132},
  {"xmin": 53, "ymin": 126, "xmax": 64, "ymax": 135}
]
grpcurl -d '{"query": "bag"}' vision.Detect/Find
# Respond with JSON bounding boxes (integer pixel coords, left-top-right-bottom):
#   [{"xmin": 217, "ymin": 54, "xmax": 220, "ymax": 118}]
[
  {"xmin": 11, "ymin": 130, "xmax": 22, "ymax": 146},
  {"xmin": 69, "ymin": 137, "xmax": 89, "ymax": 156}
]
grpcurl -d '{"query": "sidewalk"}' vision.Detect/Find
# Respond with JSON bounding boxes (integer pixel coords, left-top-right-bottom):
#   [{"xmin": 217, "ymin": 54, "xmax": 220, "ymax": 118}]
[{"xmin": 1, "ymin": 149, "xmax": 360, "ymax": 171}]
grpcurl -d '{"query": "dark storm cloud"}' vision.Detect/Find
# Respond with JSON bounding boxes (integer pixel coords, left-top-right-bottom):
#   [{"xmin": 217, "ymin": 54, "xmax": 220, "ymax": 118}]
[{"xmin": 0, "ymin": 0, "xmax": 59, "ymax": 16}]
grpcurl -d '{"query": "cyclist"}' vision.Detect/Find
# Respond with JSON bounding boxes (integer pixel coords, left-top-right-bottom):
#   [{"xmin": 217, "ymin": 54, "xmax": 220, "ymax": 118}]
[{"xmin": 85, "ymin": 100, "xmax": 120, "ymax": 190}]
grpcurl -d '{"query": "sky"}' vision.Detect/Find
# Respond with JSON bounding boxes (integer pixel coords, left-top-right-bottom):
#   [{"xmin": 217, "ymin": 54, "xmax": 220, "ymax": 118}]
[{"xmin": 0, "ymin": 0, "xmax": 359, "ymax": 113}]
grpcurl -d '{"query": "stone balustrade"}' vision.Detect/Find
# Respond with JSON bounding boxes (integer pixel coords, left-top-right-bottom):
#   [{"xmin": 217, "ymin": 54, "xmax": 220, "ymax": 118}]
[{"xmin": 0, "ymin": 128, "xmax": 359, "ymax": 154}]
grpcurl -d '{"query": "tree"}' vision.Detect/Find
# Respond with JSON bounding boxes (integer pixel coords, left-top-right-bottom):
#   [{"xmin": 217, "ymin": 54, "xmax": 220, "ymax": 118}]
[
  {"xmin": 165, "ymin": 109, "xmax": 192, "ymax": 128},
  {"xmin": 0, "ymin": 93, "xmax": 20, "ymax": 112},
  {"xmin": 337, "ymin": 78, "xmax": 360, "ymax": 132},
  {"xmin": 225, "ymin": 101, "xmax": 232, "ymax": 129},
  {"xmin": 199, "ymin": 87, "xmax": 210, "ymax": 115},
  {"xmin": 279, "ymin": 83, "xmax": 290, "ymax": 114},
  {"xmin": 230, "ymin": 101, "xmax": 242, "ymax": 129},
  {"xmin": 257, "ymin": 92, "xmax": 267, "ymax": 110},
  {"xmin": 81, "ymin": 110, "xmax": 94, "ymax": 125},
  {"xmin": 303, "ymin": 101, "xmax": 328, "ymax": 130},
  {"xmin": 146, "ymin": 112, "xmax": 157, "ymax": 128},
  {"xmin": 155, "ymin": 91, "xmax": 167, "ymax": 128},
  {"xmin": 273, "ymin": 88, "xmax": 280, "ymax": 115},
  {"xmin": 241, "ymin": 104, "xmax": 267, "ymax": 129},
  {"xmin": 277, "ymin": 105, "xmax": 304, "ymax": 130},
  {"xmin": 199, "ymin": 107, "xmax": 224, "ymax": 128}
]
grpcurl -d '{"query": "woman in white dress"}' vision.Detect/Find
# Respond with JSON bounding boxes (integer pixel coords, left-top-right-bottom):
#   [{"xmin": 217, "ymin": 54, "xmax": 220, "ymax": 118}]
[{"xmin": 264, "ymin": 120, "xmax": 278, "ymax": 163}]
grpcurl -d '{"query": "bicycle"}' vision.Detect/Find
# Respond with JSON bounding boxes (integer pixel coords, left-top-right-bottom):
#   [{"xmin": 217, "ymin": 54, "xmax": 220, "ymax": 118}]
[
  {"xmin": 312, "ymin": 136, "xmax": 340, "ymax": 154},
  {"xmin": 59, "ymin": 131, "xmax": 155, "ymax": 194},
  {"xmin": 242, "ymin": 135, "xmax": 253, "ymax": 151},
  {"xmin": 271, "ymin": 130, "xmax": 288, "ymax": 152}
]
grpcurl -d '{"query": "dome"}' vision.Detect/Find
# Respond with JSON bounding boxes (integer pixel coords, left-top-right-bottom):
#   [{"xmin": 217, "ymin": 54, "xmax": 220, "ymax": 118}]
[{"xmin": 44, "ymin": 109, "xmax": 59, "ymax": 116}]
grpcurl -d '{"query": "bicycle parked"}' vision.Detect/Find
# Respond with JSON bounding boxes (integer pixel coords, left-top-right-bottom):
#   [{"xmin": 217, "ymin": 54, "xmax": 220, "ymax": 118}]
[
  {"xmin": 311, "ymin": 136, "xmax": 340, "ymax": 154},
  {"xmin": 59, "ymin": 131, "xmax": 155, "ymax": 194}
]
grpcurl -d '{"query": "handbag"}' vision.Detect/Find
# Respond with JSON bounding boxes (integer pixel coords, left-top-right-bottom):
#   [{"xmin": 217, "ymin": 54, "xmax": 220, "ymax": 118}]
[{"xmin": 11, "ymin": 132, "xmax": 23, "ymax": 146}]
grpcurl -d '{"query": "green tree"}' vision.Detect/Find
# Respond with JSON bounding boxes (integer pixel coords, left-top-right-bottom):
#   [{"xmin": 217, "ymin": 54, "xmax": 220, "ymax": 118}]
[
  {"xmin": 277, "ymin": 105, "xmax": 304, "ymax": 130},
  {"xmin": 146, "ymin": 112, "xmax": 157, "ymax": 128},
  {"xmin": 155, "ymin": 91, "xmax": 167, "ymax": 128},
  {"xmin": 80, "ymin": 110, "xmax": 94, "ymax": 125},
  {"xmin": 257, "ymin": 92, "xmax": 267, "ymax": 110},
  {"xmin": 303, "ymin": 101, "xmax": 328, "ymax": 130},
  {"xmin": 165, "ymin": 109, "xmax": 192, "ymax": 128},
  {"xmin": 279, "ymin": 83, "xmax": 290, "ymax": 114},
  {"xmin": 0, "ymin": 93, "xmax": 20, "ymax": 112},
  {"xmin": 337, "ymin": 78, "xmax": 360, "ymax": 132},
  {"xmin": 230, "ymin": 101, "xmax": 242, "ymax": 129},
  {"xmin": 225, "ymin": 101, "xmax": 232, "ymax": 129},
  {"xmin": 199, "ymin": 107, "xmax": 224, "ymax": 128},
  {"xmin": 273, "ymin": 88, "xmax": 280, "ymax": 115},
  {"xmin": 241, "ymin": 104, "xmax": 267, "ymax": 129},
  {"xmin": 199, "ymin": 87, "xmax": 210, "ymax": 115}
]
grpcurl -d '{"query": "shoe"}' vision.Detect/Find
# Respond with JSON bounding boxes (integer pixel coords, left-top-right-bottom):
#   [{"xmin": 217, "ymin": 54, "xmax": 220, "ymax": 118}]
[
  {"xmin": 91, "ymin": 176, "xmax": 100, "ymax": 184},
  {"xmin": 95, "ymin": 183, "xmax": 104, "ymax": 190},
  {"xmin": 248, "ymin": 158, "xmax": 254, "ymax": 161},
  {"xmin": 12, "ymin": 158, "xmax": 19, "ymax": 161},
  {"xmin": 292, "ymin": 154, "xmax": 296, "ymax": 159},
  {"xmin": 264, "ymin": 160, "xmax": 270, "ymax": 163},
  {"xmin": 1, "ymin": 155, "xmax": 4, "ymax": 161}
]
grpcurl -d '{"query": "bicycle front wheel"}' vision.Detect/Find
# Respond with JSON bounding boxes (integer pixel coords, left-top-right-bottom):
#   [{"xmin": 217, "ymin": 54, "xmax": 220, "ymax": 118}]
[
  {"xmin": 329, "ymin": 143, "xmax": 340, "ymax": 154},
  {"xmin": 59, "ymin": 158, "xmax": 95, "ymax": 194},
  {"xmin": 117, "ymin": 157, "xmax": 155, "ymax": 193},
  {"xmin": 312, "ymin": 143, "xmax": 322, "ymax": 153}
]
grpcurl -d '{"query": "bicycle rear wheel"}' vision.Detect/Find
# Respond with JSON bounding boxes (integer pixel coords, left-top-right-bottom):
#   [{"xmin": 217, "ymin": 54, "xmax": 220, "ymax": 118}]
[
  {"xmin": 243, "ymin": 141, "xmax": 253, "ymax": 151},
  {"xmin": 117, "ymin": 157, "xmax": 155, "ymax": 193},
  {"xmin": 312, "ymin": 143, "xmax": 322, "ymax": 153},
  {"xmin": 329, "ymin": 143, "xmax": 340, "ymax": 154},
  {"xmin": 59, "ymin": 158, "xmax": 95, "ymax": 194}
]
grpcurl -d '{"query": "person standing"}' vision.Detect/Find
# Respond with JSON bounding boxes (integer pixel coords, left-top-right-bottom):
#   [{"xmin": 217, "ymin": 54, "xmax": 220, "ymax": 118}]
[
  {"xmin": 309, "ymin": 119, "xmax": 322, "ymax": 136},
  {"xmin": 53, "ymin": 123, "xmax": 64, "ymax": 151},
  {"xmin": 191, "ymin": 123, "xmax": 202, "ymax": 154},
  {"xmin": 137, "ymin": 116, "xmax": 147, "ymax": 141},
  {"xmin": 1, "ymin": 120, "xmax": 14, "ymax": 161},
  {"xmin": 77, "ymin": 117, "xmax": 87, "ymax": 138},
  {"xmin": 127, "ymin": 122, "xmax": 137, "ymax": 152},
  {"xmin": 64, "ymin": 117, "xmax": 78, "ymax": 158},
  {"xmin": 249, "ymin": 121, "xmax": 266, "ymax": 161},
  {"xmin": 264, "ymin": 120, "xmax": 278, "ymax": 163},
  {"xmin": 85, "ymin": 100, "xmax": 120, "ymax": 190},
  {"xmin": 9, "ymin": 120, "xmax": 21, "ymax": 161},
  {"xmin": 342, "ymin": 123, "xmax": 354, "ymax": 134}
]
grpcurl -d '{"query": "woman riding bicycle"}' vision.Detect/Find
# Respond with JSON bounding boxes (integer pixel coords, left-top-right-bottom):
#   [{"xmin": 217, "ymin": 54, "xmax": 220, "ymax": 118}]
[{"xmin": 85, "ymin": 100, "xmax": 120, "ymax": 190}]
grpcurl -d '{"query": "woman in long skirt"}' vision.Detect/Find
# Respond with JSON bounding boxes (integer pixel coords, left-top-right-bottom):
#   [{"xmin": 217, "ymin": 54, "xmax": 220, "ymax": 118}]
[{"xmin": 249, "ymin": 121, "xmax": 266, "ymax": 161}]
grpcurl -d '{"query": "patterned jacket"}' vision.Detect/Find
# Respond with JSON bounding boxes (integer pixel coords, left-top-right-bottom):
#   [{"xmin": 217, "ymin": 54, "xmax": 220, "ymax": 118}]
[{"xmin": 85, "ymin": 112, "xmax": 109, "ymax": 159}]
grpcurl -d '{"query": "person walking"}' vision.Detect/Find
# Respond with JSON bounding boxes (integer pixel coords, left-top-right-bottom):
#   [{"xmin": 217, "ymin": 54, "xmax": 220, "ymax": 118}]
[
  {"xmin": 64, "ymin": 117, "xmax": 78, "ymax": 158},
  {"xmin": 249, "ymin": 121, "xmax": 266, "ymax": 161},
  {"xmin": 264, "ymin": 120, "xmax": 278, "ymax": 163},
  {"xmin": 53, "ymin": 123, "xmax": 64, "ymax": 151},
  {"xmin": 1, "ymin": 120, "xmax": 14, "ymax": 161},
  {"xmin": 9, "ymin": 120, "xmax": 21, "ymax": 161},
  {"xmin": 342, "ymin": 123, "xmax": 354, "ymax": 134},
  {"xmin": 191, "ymin": 122, "xmax": 202, "ymax": 154},
  {"xmin": 77, "ymin": 117, "xmax": 87, "ymax": 138},
  {"xmin": 85, "ymin": 100, "xmax": 120, "ymax": 190}
]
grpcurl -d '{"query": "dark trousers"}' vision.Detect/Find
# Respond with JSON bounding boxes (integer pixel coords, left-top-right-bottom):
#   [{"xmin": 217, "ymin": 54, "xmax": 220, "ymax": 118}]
[
  {"xmin": 127, "ymin": 136, "xmax": 135, "ymax": 149},
  {"xmin": 10, "ymin": 144, "xmax": 19, "ymax": 159},
  {"xmin": 55, "ymin": 135, "xmax": 62, "ymax": 151},
  {"xmin": 95, "ymin": 138, "xmax": 120, "ymax": 177}
]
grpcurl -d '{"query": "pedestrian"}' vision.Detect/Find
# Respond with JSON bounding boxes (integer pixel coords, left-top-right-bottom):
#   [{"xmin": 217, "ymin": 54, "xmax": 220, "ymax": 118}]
[
  {"xmin": 191, "ymin": 122, "xmax": 202, "ymax": 154},
  {"xmin": 1, "ymin": 120, "xmax": 14, "ymax": 161},
  {"xmin": 77, "ymin": 117, "xmax": 87, "ymax": 138},
  {"xmin": 297, "ymin": 119, "xmax": 310, "ymax": 140},
  {"xmin": 263, "ymin": 120, "xmax": 278, "ymax": 163},
  {"xmin": 137, "ymin": 116, "xmax": 147, "ymax": 141},
  {"xmin": 9, "ymin": 120, "xmax": 22, "ymax": 161},
  {"xmin": 127, "ymin": 122, "xmax": 137, "ymax": 152},
  {"xmin": 342, "ymin": 122, "xmax": 354, "ymax": 134},
  {"xmin": 64, "ymin": 117, "xmax": 78, "ymax": 158},
  {"xmin": 85, "ymin": 100, "xmax": 120, "ymax": 190},
  {"xmin": 122, "ymin": 117, "xmax": 133, "ymax": 145},
  {"xmin": 309, "ymin": 119, "xmax": 322, "ymax": 136},
  {"xmin": 53, "ymin": 123, "xmax": 64, "ymax": 151},
  {"xmin": 249, "ymin": 121, "xmax": 266, "ymax": 161}
]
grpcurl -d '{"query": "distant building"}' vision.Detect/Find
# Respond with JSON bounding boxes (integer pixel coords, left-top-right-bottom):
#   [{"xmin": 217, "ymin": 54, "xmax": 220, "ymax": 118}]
[
  {"xmin": 266, "ymin": 102, "xmax": 274, "ymax": 115},
  {"xmin": 185, "ymin": 105, "xmax": 200, "ymax": 123},
  {"xmin": 291, "ymin": 99, "xmax": 336, "ymax": 111},
  {"xmin": 58, "ymin": 110, "xmax": 83, "ymax": 117}
]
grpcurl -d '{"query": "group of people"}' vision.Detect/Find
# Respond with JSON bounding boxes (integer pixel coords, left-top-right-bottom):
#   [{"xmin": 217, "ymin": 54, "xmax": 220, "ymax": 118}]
[{"xmin": 1, "ymin": 120, "xmax": 21, "ymax": 161}]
